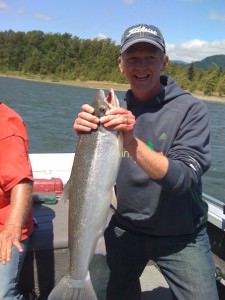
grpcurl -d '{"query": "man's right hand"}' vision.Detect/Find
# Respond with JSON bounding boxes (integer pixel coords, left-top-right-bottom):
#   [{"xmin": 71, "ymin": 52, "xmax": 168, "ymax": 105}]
[{"xmin": 73, "ymin": 104, "xmax": 99, "ymax": 134}]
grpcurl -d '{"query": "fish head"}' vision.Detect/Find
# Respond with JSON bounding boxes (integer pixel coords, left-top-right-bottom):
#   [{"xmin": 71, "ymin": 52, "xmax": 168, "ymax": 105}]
[{"xmin": 92, "ymin": 89, "xmax": 120, "ymax": 118}]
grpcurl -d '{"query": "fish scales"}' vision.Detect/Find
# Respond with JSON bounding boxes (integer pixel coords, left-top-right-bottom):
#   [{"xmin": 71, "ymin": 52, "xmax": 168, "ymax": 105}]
[{"xmin": 69, "ymin": 124, "xmax": 120, "ymax": 278}]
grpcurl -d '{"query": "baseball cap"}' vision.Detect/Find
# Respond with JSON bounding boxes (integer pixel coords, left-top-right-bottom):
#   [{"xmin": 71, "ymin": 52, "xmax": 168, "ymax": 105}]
[{"xmin": 120, "ymin": 24, "xmax": 166, "ymax": 54}]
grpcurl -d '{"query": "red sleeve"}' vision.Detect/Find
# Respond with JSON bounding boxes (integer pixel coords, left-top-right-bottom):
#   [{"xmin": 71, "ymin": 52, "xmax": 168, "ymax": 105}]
[
  {"xmin": 0, "ymin": 103, "xmax": 33, "ymax": 191},
  {"xmin": 0, "ymin": 135, "xmax": 33, "ymax": 192}
]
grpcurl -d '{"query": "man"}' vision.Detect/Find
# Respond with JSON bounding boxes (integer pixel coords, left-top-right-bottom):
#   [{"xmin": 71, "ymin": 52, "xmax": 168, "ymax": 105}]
[
  {"xmin": 0, "ymin": 102, "xmax": 33, "ymax": 299},
  {"xmin": 74, "ymin": 24, "xmax": 219, "ymax": 300}
]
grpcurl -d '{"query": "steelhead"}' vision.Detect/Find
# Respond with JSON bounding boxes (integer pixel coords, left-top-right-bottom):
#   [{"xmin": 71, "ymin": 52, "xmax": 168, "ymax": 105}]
[{"xmin": 48, "ymin": 89, "xmax": 122, "ymax": 300}]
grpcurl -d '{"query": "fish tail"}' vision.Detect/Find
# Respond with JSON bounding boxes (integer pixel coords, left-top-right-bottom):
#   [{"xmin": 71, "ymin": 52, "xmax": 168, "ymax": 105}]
[{"xmin": 47, "ymin": 273, "xmax": 97, "ymax": 300}]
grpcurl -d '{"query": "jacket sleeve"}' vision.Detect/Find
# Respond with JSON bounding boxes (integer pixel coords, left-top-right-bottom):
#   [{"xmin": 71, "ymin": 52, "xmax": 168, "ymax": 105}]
[{"xmin": 157, "ymin": 99, "xmax": 211, "ymax": 194}]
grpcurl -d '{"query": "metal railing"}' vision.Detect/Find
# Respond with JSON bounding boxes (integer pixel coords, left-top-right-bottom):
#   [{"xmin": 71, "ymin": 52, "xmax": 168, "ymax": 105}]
[{"xmin": 203, "ymin": 193, "xmax": 225, "ymax": 230}]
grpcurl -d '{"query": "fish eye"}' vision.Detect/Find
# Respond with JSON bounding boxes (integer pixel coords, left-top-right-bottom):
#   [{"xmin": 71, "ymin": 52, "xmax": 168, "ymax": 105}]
[{"xmin": 99, "ymin": 105, "xmax": 107, "ymax": 115}]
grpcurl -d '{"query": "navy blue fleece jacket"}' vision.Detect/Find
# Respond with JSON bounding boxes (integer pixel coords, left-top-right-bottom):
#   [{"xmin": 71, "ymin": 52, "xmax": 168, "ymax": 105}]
[{"xmin": 116, "ymin": 75, "xmax": 211, "ymax": 236}]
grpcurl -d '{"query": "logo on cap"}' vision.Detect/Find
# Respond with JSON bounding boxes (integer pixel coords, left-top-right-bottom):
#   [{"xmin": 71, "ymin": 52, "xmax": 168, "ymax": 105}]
[{"xmin": 127, "ymin": 25, "xmax": 158, "ymax": 38}]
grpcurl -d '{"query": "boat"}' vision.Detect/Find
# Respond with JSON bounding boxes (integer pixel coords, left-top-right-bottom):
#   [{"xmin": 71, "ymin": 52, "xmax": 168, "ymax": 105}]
[{"xmin": 19, "ymin": 153, "xmax": 225, "ymax": 300}]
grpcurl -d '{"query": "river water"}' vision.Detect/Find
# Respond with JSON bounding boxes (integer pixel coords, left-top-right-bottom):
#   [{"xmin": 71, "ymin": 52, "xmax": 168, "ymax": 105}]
[{"xmin": 0, "ymin": 76, "xmax": 224, "ymax": 202}]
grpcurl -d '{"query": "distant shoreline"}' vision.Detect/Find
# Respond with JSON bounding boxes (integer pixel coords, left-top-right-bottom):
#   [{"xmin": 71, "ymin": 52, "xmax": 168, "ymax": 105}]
[{"xmin": 1, "ymin": 73, "xmax": 225, "ymax": 104}]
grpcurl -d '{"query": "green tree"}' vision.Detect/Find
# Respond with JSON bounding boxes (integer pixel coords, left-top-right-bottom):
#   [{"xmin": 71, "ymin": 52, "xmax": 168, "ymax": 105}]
[
  {"xmin": 217, "ymin": 73, "xmax": 225, "ymax": 96},
  {"xmin": 187, "ymin": 63, "xmax": 195, "ymax": 82}
]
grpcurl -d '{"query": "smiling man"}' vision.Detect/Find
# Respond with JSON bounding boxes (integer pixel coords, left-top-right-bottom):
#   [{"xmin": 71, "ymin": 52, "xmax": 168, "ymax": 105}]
[
  {"xmin": 74, "ymin": 24, "xmax": 219, "ymax": 300},
  {"xmin": 118, "ymin": 24, "xmax": 168, "ymax": 102}
]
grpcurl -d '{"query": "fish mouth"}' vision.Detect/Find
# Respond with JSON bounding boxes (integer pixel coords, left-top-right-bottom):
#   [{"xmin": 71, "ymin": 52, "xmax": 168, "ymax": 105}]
[
  {"xmin": 93, "ymin": 89, "xmax": 120, "ymax": 119},
  {"xmin": 105, "ymin": 89, "xmax": 120, "ymax": 108}
]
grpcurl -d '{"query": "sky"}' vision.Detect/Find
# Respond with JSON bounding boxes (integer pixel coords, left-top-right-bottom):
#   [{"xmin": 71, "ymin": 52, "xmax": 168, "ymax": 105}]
[{"xmin": 0, "ymin": 0, "xmax": 225, "ymax": 62}]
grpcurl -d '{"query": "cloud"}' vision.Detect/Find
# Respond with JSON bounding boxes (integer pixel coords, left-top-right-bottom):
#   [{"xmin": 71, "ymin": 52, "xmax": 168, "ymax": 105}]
[
  {"xmin": 0, "ymin": 0, "xmax": 8, "ymax": 12},
  {"xmin": 15, "ymin": 8, "xmax": 52, "ymax": 22},
  {"xmin": 208, "ymin": 11, "xmax": 225, "ymax": 22},
  {"xmin": 166, "ymin": 39, "xmax": 225, "ymax": 62},
  {"xmin": 96, "ymin": 33, "xmax": 108, "ymax": 40},
  {"xmin": 33, "ymin": 12, "xmax": 52, "ymax": 21}
]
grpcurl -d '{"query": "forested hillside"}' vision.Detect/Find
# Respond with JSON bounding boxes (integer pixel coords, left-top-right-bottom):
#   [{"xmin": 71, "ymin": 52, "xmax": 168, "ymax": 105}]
[
  {"xmin": 1, "ymin": 30, "xmax": 225, "ymax": 96},
  {"xmin": 193, "ymin": 55, "xmax": 225, "ymax": 70}
]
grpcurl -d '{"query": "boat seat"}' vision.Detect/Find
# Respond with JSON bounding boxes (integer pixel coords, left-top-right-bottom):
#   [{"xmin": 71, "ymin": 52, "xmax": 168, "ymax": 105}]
[{"xmin": 28, "ymin": 200, "xmax": 69, "ymax": 250}]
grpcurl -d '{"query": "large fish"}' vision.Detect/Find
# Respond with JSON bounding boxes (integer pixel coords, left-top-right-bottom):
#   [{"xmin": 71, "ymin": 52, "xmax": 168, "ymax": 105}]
[{"xmin": 48, "ymin": 89, "xmax": 122, "ymax": 300}]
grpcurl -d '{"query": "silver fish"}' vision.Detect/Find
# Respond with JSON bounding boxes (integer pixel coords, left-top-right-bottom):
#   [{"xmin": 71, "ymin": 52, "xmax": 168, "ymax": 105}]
[{"xmin": 48, "ymin": 89, "xmax": 122, "ymax": 300}]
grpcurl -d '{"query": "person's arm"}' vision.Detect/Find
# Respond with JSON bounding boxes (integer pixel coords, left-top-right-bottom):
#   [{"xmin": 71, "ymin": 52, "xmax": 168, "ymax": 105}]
[
  {"xmin": 0, "ymin": 180, "xmax": 33, "ymax": 264},
  {"xmin": 74, "ymin": 104, "xmax": 168, "ymax": 179},
  {"xmin": 123, "ymin": 132, "xmax": 169, "ymax": 180},
  {"xmin": 99, "ymin": 108, "xmax": 168, "ymax": 180},
  {"xmin": 74, "ymin": 105, "xmax": 168, "ymax": 180}
]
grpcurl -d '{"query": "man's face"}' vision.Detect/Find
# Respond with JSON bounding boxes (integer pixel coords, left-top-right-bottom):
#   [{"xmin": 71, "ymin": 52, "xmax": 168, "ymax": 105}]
[{"xmin": 119, "ymin": 42, "xmax": 167, "ymax": 101}]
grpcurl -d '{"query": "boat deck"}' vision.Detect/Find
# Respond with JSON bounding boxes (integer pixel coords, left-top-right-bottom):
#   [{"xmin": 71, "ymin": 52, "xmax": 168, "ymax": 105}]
[{"xmin": 140, "ymin": 265, "xmax": 173, "ymax": 299}]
